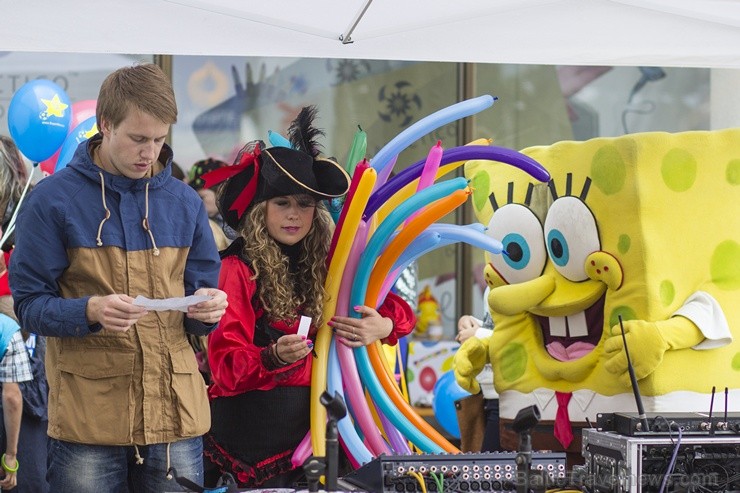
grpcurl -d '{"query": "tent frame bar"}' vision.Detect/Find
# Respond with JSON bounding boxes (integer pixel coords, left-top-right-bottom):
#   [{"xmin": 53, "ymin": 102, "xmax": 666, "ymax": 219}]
[{"xmin": 340, "ymin": 0, "xmax": 375, "ymax": 44}]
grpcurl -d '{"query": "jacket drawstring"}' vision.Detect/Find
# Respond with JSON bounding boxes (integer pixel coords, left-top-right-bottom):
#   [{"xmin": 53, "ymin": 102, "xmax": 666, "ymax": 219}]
[
  {"xmin": 165, "ymin": 443, "xmax": 173, "ymax": 479},
  {"xmin": 133, "ymin": 444, "xmax": 144, "ymax": 465},
  {"xmin": 95, "ymin": 172, "xmax": 111, "ymax": 247},
  {"xmin": 142, "ymin": 182, "xmax": 160, "ymax": 257},
  {"xmin": 95, "ymin": 175, "xmax": 160, "ymax": 257},
  {"xmin": 133, "ymin": 443, "xmax": 171, "ymax": 480}
]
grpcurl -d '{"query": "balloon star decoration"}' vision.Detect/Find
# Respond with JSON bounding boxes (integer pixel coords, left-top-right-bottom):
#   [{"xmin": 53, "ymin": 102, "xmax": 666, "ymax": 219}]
[
  {"xmin": 40, "ymin": 94, "xmax": 70, "ymax": 120},
  {"xmin": 266, "ymin": 95, "xmax": 552, "ymax": 467}
]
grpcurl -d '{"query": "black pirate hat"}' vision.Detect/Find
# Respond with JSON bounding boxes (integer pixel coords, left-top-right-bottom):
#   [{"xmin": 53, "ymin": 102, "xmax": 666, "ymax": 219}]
[{"xmin": 201, "ymin": 107, "xmax": 350, "ymax": 230}]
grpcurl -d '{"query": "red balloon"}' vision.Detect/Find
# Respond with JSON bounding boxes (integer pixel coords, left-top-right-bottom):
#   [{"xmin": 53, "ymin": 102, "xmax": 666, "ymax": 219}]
[
  {"xmin": 419, "ymin": 366, "xmax": 437, "ymax": 392},
  {"xmin": 38, "ymin": 148, "xmax": 61, "ymax": 176}
]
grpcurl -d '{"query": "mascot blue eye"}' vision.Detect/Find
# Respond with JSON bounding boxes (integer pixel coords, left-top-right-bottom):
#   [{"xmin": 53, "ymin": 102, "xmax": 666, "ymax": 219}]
[
  {"xmin": 502, "ymin": 233, "xmax": 531, "ymax": 269},
  {"xmin": 547, "ymin": 229, "xmax": 570, "ymax": 267},
  {"xmin": 487, "ymin": 203, "xmax": 546, "ymax": 285},
  {"xmin": 543, "ymin": 196, "xmax": 600, "ymax": 282}
]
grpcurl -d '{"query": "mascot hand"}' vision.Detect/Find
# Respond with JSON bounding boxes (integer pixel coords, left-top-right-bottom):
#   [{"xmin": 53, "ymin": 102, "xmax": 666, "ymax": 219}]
[
  {"xmin": 604, "ymin": 317, "xmax": 703, "ymax": 384},
  {"xmin": 453, "ymin": 336, "xmax": 490, "ymax": 394}
]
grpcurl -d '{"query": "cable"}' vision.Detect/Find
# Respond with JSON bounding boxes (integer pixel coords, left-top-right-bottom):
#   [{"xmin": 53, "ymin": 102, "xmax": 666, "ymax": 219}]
[
  {"xmin": 620, "ymin": 66, "xmax": 665, "ymax": 134},
  {"xmin": 408, "ymin": 471, "xmax": 427, "ymax": 493},
  {"xmin": 430, "ymin": 470, "xmax": 444, "ymax": 493},
  {"xmin": 659, "ymin": 427, "xmax": 683, "ymax": 493}
]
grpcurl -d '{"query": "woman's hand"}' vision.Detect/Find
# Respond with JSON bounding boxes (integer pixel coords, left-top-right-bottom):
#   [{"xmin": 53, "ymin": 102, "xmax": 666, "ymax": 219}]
[
  {"xmin": 275, "ymin": 334, "xmax": 313, "ymax": 364},
  {"xmin": 330, "ymin": 305, "xmax": 393, "ymax": 348}
]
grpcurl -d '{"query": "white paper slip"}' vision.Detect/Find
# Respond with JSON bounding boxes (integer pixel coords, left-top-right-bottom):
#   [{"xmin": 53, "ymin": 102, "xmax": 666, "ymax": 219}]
[
  {"xmin": 133, "ymin": 294, "xmax": 213, "ymax": 312},
  {"xmin": 297, "ymin": 315, "xmax": 312, "ymax": 338}
]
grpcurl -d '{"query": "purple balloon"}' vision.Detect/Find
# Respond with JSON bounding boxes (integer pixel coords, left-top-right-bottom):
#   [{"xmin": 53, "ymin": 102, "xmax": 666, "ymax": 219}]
[{"xmin": 364, "ymin": 145, "xmax": 550, "ymax": 220}]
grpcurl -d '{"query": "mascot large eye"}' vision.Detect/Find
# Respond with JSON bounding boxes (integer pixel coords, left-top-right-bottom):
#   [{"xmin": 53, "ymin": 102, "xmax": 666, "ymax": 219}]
[
  {"xmin": 487, "ymin": 203, "xmax": 546, "ymax": 284},
  {"xmin": 543, "ymin": 196, "xmax": 600, "ymax": 282}
]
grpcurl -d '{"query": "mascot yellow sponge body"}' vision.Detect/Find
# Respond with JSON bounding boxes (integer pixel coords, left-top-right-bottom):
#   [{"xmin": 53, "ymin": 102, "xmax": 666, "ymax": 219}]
[{"xmin": 464, "ymin": 128, "xmax": 740, "ymax": 424}]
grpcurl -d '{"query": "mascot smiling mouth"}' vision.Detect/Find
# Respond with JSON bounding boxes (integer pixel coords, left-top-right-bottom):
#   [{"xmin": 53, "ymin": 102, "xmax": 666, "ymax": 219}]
[{"xmin": 535, "ymin": 294, "xmax": 605, "ymax": 362}]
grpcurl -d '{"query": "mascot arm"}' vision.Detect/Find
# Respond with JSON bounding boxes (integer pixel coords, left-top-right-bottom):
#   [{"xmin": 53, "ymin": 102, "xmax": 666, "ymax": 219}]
[
  {"xmin": 453, "ymin": 335, "xmax": 491, "ymax": 394},
  {"xmin": 604, "ymin": 317, "xmax": 702, "ymax": 382},
  {"xmin": 673, "ymin": 291, "xmax": 732, "ymax": 349},
  {"xmin": 604, "ymin": 291, "xmax": 730, "ymax": 383}
]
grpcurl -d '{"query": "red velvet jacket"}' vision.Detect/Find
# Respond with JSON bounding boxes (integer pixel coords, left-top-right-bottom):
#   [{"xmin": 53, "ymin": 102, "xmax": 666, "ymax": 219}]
[{"xmin": 208, "ymin": 254, "xmax": 416, "ymax": 399}]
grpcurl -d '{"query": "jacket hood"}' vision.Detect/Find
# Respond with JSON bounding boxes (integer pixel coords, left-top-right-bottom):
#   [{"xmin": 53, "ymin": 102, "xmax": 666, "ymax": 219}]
[{"xmin": 67, "ymin": 134, "xmax": 175, "ymax": 192}]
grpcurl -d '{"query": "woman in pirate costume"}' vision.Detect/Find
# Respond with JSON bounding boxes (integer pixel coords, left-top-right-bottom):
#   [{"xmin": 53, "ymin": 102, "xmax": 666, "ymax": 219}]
[{"xmin": 202, "ymin": 107, "xmax": 416, "ymax": 488}]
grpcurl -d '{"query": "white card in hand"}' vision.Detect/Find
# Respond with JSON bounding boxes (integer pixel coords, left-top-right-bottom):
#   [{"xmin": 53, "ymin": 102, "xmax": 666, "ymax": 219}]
[
  {"xmin": 297, "ymin": 316, "xmax": 312, "ymax": 338},
  {"xmin": 133, "ymin": 294, "xmax": 212, "ymax": 312}
]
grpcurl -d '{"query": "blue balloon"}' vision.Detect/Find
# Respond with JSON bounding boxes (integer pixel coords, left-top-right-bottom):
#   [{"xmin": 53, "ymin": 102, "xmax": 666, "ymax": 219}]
[
  {"xmin": 7, "ymin": 79, "xmax": 72, "ymax": 162},
  {"xmin": 328, "ymin": 339, "xmax": 373, "ymax": 465},
  {"xmin": 267, "ymin": 130, "xmax": 292, "ymax": 148},
  {"xmin": 432, "ymin": 370, "xmax": 472, "ymax": 439},
  {"xmin": 54, "ymin": 116, "xmax": 98, "ymax": 172},
  {"xmin": 370, "ymin": 95, "xmax": 495, "ymax": 175}
]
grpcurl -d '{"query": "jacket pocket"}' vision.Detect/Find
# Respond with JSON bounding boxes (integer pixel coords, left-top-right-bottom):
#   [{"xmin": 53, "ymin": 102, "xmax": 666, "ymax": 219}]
[
  {"xmin": 56, "ymin": 350, "xmax": 135, "ymax": 444},
  {"xmin": 170, "ymin": 345, "xmax": 210, "ymax": 437}
]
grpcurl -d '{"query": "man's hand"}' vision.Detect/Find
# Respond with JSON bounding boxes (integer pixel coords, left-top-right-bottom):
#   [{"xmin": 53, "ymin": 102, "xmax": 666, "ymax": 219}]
[
  {"xmin": 86, "ymin": 294, "xmax": 148, "ymax": 332},
  {"xmin": 456, "ymin": 315, "xmax": 482, "ymax": 344},
  {"xmin": 187, "ymin": 288, "xmax": 228, "ymax": 325}
]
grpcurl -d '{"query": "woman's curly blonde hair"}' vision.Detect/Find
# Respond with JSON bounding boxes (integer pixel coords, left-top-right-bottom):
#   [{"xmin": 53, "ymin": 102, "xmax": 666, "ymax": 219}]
[
  {"xmin": 0, "ymin": 136, "xmax": 28, "ymax": 223},
  {"xmin": 239, "ymin": 199, "xmax": 333, "ymax": 326}
]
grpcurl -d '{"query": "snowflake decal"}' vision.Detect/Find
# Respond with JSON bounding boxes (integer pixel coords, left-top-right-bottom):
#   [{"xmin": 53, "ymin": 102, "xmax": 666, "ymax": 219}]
[
  {"xmin": 328, "ymin": 59, "xmax": 372, "ymax": 85},
  {"xmin": 377, "ymin": 81, "xmax": 422, "ymax": 127}
]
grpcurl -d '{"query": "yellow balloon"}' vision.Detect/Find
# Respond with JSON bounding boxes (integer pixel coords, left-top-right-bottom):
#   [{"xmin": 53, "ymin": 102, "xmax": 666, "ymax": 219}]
[{"xmin": 310, "ymin": 166, "xmax": 377, "ymax": 457}]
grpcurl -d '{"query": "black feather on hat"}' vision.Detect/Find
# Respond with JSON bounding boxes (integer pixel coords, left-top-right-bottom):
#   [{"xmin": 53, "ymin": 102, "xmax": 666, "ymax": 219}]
[{"xmin": 201, "ymin": 106, "xmax": 350, "ymax": 230}]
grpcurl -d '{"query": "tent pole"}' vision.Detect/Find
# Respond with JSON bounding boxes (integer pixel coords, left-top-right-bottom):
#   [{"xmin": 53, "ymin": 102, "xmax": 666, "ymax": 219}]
[
  {"xmin": 339, "ymin": 0, "xmax": 375, "ymax": 44},
  {"xmin": 455, "ymin": 62, "xmax": 476, "ymax": 320}
]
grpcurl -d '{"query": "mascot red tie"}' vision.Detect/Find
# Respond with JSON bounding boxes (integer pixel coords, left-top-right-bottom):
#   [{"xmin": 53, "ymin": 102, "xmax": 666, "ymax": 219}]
[{"xmin": 554, "ymin": 391, "xmax": 573, "ymax": 449}]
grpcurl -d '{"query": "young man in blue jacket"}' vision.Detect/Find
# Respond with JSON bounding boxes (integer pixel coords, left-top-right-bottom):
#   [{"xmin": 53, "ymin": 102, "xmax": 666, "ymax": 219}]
[{"xmin": 9, "ymin": 63, "xmax": 228, "ymax": 492}]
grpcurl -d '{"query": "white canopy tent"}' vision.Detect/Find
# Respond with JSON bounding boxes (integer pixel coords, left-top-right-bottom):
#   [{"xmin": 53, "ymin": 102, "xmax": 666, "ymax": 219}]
[{"xmin": 1, "ymin": 0, "xmax": 739, "ymax": 68}]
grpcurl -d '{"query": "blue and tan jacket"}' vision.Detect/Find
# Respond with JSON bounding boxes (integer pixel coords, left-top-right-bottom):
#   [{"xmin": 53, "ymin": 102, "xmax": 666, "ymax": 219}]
[{"xmin": 10, "ymin": 135, "xmax": 220, "ymax": 446}]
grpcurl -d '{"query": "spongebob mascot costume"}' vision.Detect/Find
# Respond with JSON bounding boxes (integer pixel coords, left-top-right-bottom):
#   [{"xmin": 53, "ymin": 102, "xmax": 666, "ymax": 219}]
[{"xmin": 454, "ymin": 128, "xmax": 740, "ymax": 464}]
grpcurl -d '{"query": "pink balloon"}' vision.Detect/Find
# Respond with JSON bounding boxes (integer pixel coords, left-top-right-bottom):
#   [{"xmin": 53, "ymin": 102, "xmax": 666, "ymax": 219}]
[
  {"xmin": 335, "ymin": 222, "xmax": 392, "ymax": 456},
  {"xmin": 405, "ymin": 141, "xmax": 443, "ymax": 226},
  {"xmin": 70, "ymin": 100, "xmax": 97, "ymax": 130},
  {"xmin": 290, "ymin": 431, "xmax": 313, "ymax": 468}
]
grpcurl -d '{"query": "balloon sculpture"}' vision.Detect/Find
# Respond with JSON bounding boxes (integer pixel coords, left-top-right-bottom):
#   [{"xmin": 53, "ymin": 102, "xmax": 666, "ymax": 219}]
[{"xmin": 266, "ymin": 94, "xmax": 553, "ymax": 469}]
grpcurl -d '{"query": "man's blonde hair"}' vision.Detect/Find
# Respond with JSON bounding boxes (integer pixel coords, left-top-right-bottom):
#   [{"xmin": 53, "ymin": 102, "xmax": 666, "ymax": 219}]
[{"xmin": 96, "ymin": 63, "xmax": 177, "ymax": 129}]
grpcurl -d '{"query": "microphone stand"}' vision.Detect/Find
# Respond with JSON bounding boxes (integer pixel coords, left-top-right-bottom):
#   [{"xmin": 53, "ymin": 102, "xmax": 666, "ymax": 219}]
[
  {"xmin": 319, "ymin": 391, "xmax": 347, "ymax": 492},
  {"xmin": 512, "ymin": 405, "xmax": 544, "ymax": 493}
]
